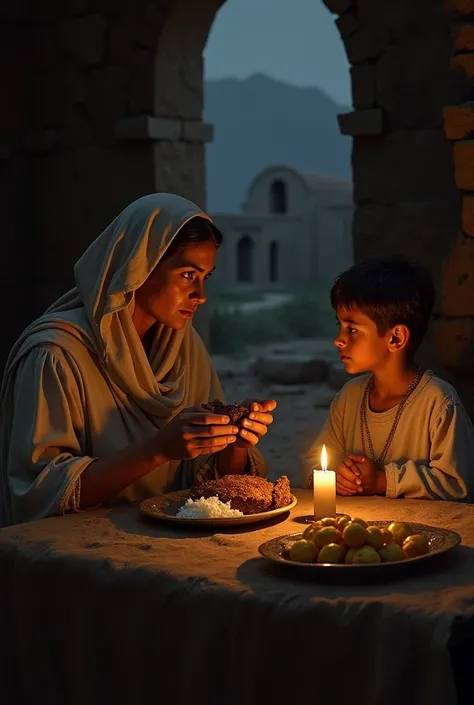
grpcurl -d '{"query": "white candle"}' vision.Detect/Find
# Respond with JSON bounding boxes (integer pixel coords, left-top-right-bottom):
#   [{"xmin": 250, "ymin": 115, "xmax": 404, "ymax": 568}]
[{"xmin": 313, "ymin": 444, "xmax": 336, "ymax": 520}]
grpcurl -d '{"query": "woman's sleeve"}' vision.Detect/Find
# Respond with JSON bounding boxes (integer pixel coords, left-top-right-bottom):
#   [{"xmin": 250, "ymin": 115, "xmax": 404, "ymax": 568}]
[{"xmin": 1, "ymin": 346, "xmax": 96, "ymax": 525}]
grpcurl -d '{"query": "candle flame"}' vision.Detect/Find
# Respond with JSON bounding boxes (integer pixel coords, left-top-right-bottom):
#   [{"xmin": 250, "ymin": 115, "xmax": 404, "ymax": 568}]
[{"xmin": 321, "ymin": 444, "xmax": 327, "ymax": 472}]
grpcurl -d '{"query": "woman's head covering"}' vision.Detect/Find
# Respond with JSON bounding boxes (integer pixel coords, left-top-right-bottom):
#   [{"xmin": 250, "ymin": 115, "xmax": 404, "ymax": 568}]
[{"xmin": 2, "ymin": 193, "xmax": 223, "ymax": 422}]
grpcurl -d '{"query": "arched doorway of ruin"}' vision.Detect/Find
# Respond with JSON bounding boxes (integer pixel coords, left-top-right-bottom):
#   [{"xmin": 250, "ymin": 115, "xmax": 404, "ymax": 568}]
[
  {"xmin": 270, "ymin": 180, "xmax": 287, "ymax": 215},
  {"xmin": 269, "ymin": 241, "xmax": 279, "ymax": 283},
  {"xmin": 237, "ymin": 234, "xmax": 254, "ymax": 283}
]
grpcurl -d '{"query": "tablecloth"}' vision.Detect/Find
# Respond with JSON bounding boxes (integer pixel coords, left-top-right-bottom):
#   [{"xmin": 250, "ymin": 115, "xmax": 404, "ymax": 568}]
[{"xmin": 1, "ymin": 490, "xmax": 474, "ymax": 705}]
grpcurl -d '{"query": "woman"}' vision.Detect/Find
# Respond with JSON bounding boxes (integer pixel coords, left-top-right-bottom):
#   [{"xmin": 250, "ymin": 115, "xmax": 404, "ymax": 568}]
[{"xmin": 0, "ymin": 194, "xmax": 276, "ymax": 526}]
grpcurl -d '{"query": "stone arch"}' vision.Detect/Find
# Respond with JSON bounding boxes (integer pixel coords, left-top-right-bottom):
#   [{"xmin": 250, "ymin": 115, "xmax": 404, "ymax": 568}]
[
  {"xmin": 269, "ymin": 241, "xmax": 279, "ymax": 283},
  {"xmin": 270, "ymin": 179, "xmax": 287, "ymax": 214},
  {"xmin": 237, "ymin": 234, "xmax": 254, "ymax": 282}
]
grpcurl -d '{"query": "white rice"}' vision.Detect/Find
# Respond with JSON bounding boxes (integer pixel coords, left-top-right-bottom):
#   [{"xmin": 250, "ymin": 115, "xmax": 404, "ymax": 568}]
[{"xmin": 176, "ymin": 495, "xmax": 244, "ymax": 519}]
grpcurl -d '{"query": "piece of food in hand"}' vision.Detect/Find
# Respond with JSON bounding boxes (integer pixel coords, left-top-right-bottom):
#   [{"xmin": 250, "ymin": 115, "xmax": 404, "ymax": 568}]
[
  {"xmin": 318, "ymin": 542, "xmax": 346, "ymax": 564},
  {"xmin": 365, "ymin": 526, "xmax": 385, "ymax": 551},
  {"xmin": 190, "ymin": 474, "xmax": 291, "ymax": 514},
  {"xmin": 403, "ymin": 534, "xmax": 429, "ymax": 558},
  {"xmin": 342, "ymin": 521, "xmax": 369, "ymax": 548},
  {"xmin": 387, "ymin": 521, "xmax": 413, "ymax": 546},
  {"xmin": 378, "ymin": 542, "xmax": 405, "ymax": 563},
  {"xmin": 313, "ymin": 526, "xmax": 343, "ymax": 548},
  {"xmin": 201, "ymin": 399, "xmax": 248, "ymax": 424},
  {"xmin": 290, "ymin": 539, "xmax": 317, "ymax": 563},
  {"xmin": 351, "ymin": 546, "xmax": 381, "ymax": 564},
  {"xmin": 335, "ymin": 514, "xmax": 352, "ymax": 532}
]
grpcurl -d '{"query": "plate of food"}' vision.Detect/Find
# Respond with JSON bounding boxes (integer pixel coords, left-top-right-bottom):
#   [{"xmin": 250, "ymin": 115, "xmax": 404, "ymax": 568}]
[
  {"xmin": 258, "ymin": 514, "xmax": 461, "ymax": 572},
  {"xmin": 140, "ymin": 474, "xmax": 297, "ymax": 527}
]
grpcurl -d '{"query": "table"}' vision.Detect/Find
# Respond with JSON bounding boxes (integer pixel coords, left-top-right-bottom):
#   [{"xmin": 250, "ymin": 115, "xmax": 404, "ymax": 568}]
[{"xmin": 1, "ymin": 490, "xmax": 474, "ymax": 705}]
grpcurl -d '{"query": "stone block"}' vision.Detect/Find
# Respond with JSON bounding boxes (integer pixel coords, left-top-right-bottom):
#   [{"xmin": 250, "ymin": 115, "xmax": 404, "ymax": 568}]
[
  {"xmin": 86, "ymin": 66, "xmax": 129, "ymax": 135},
  {"xmin": 107, "ymin": 16, "xmax": 158, "ymax": 64},
  {"xmin": 454, "ymin": 139, "xmax": 474, "ymax": 189},
  {"xmin": 338, "ymin": 109, "xmax": 382, "ymax": 136},
  {"xmin": 353, "ymin": 131, "xmax": 458, "ymax": 205},
  {"xmin": 335, "ymin": 13, "xmax": 358, "ymax": 39},
  {"xmin": 452, "ymin": 53, "xmax": 474, "ymax": 80},
  {"xmin": 24, "ymin": 130, "xmax": 57, "ymax": 153},
  {"xmin": 182, "ymin": 121, "xmax": 214, "ymax": 143},
  {"xmin": 350, "ymin": 64, "xmax": 375, "ymax": 109},
  {"xmin": 442, "ymin": 235, "xmax": 474, "ymax": 316},
  {"xmin": 462, "ymin": 195, "xmax": 474, "ymax": 236},
  {"xmin": 153, "ymin": 140, "xmax": 206, "ymax": 207},
  {"xmin": 448, "ymin": 0, "xmax": 474, "ymax": 14},
  {"xmin": 128, "ymin": 49, "xmax": 155, "ymax": 114},
  {"xmin": 115, "ymin": 116, "xmax": 182, "ymax": 141},
  {"xmin": 322, "ymin": 0, "xmax": 355, "ymax": 13},
  {"xmin": 344, "ymin": 27, "xmax": 390, "ymax": 64},
  {"xmin": 435, "ymin": 318, "xmax": 474, "ymax": 371},
  {"xmin": 352, "ymin": 200, "xmax": 461, "ymax": 313},
  {"xmin": 453, "ymin": 25, "xmax": 474, "ymax": 51},
  {"xmin": 376, "ymin": 34, "xmax": 452, "ymax": 130},
  {"xmin": 443, "ymin": 104, "xmax": 474, "ymax": 139},
  {"xmin": 252, "ymin": 354, "xmax": 329, "ymax": 385},
  {"xmin": 59, "ymin": 15, "xmax": 107, "ymax": 66}
]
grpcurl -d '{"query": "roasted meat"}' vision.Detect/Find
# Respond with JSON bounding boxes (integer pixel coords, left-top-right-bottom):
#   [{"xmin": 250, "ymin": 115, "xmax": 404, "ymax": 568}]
[
  {"xmin": 190, "ymin": 474, "xmax": 291, "ymax": 515},
  {"xmin": 272, "ymin": 475, "xmax": 292, "ymax": 509},
  {"xmin": 201, "ymin": 399, "xmax": 248, "ymax": 425}
]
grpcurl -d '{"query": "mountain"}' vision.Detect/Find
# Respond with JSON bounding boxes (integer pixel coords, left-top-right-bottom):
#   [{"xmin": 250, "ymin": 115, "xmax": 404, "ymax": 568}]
[{"xmin": 204, "ymin": 73, "xmax": 352, "ymax": 213}]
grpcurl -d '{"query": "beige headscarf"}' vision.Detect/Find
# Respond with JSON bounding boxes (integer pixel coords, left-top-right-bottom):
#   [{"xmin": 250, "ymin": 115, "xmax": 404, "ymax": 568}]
[{"xmin": 0, "ymin": 194, "xmax": 230, "ymax": 525}]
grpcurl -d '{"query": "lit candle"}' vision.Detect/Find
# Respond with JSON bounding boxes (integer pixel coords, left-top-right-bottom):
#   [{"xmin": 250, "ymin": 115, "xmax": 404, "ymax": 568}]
[{"xmin": 313, "ymin": 445, "xmax": 336, "ymax": 520}]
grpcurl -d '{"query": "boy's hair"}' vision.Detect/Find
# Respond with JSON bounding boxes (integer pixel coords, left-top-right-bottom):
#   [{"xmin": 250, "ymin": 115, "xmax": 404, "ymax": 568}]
[{"xmin": 330, "ymin": 255, "xmax": 435, "ymax": 352}]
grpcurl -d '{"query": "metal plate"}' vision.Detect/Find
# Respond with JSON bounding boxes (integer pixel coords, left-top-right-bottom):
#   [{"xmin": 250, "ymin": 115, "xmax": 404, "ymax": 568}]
[{"xmin": 140, "ymin": 491, "xmax": 297, "ymax": 527}]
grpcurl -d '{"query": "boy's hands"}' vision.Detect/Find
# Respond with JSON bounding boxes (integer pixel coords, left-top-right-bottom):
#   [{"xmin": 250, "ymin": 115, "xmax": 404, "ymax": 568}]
[
  {"xmin": 335, "ymin": 456, "xmax": 363, "ymax": 495},
  {"xmin": 335, "ymin": 455, "xmax": 387, "ymax": 496},
  {"xmin": 347, "ymin": 455, "xmax": 387, "ymax": 496}
]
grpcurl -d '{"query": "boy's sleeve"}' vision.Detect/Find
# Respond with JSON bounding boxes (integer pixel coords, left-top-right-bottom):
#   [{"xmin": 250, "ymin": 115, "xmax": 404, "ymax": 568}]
[
  {"xmin": 302, "ymin": 393, "xmax": 346, "ymax": 487},
  {"xmin": 384, "ymin": 398, "xmax": 474, "ymax": 501}
]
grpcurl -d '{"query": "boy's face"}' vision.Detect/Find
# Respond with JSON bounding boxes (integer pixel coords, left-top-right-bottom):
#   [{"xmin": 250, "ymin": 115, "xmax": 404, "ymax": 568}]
[{"xmin": 334, "ymin": 306, "xmax": 391, "ymax": 374}]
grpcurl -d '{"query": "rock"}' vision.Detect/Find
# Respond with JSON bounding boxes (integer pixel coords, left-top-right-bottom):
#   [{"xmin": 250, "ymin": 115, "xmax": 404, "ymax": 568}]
[
  {"xmin": 252, "ymin": 355, "xmax": 329, "ymax": 385},
  {"xmin": 441, "ymin": 235, "xmax": 474, "ymax": 316},
  {"xmin": 350, "ymin": 63, "xmax": 375, "ymax": 109},
  {"xmin": 462, "ymin": 195, "xmax": 474, "ymax": 237},
  {"xmin": 328, "ymin": 363, "xmax": 352, "ymax": 390},
  {"xmin": 353, "ymin": 131, "xmax": 457, "ymax": 205},
  {"xmin": 454, "ymin": 140, "xmax": 474, "ymax": 190},
  {"xmin": 269, "ymin": 384, "xmax": 306, "ymax": 396},
  {"xmin": 338, "ymin": 109, "xmax": 383, "ymax": 136}
]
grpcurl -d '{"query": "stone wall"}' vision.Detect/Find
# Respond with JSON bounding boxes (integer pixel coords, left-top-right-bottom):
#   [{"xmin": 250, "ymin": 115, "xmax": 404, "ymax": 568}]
[
  {"xmin": 0, "ymin": 0, "xmax": 221, "ymax": 365},
  {"xmin": 324, "ymin": 0, "xmax": 474, "ymax": 412}
]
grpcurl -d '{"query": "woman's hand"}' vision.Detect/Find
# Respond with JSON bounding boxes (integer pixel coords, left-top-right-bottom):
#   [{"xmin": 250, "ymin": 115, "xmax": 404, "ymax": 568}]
[
  {"xmin": 156, "ymin": 407, "xmax": 239, "ymax": 461},
  {"xmin": 234, "ymin": 399, "xmax": 277, "ymax": 447}
]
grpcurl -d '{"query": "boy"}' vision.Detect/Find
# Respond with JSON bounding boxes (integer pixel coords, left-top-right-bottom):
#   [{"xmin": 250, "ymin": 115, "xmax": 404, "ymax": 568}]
[{"xmin": 306, "ymin": 256, "xmax": 474, "ymax": 501}]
